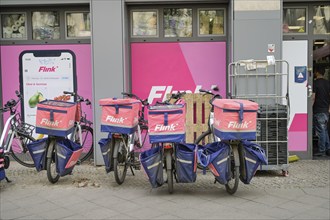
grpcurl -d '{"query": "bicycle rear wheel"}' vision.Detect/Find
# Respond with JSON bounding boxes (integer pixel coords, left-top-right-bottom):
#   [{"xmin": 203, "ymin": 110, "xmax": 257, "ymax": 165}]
[
  {"xmin": 113, "ymin": 138, "xmax": 128, "ymax": 185},
  {"xmin": 164, "ymin": 149, "xmax": 173, "ymax": 194},
  {"xmin": 11, "ymin": 133, "xmax": 35, "ymax": 167},
  {"xmin": 74, "ymin": 125, "xmax": 93, "ymax": 163},
  {"xmin": 225, "ymin": 146, "xmax": 239, "ymax": 194},
  {"xmin": 46, "ymin": 139, "xmax": 60, "ymax": 184}
]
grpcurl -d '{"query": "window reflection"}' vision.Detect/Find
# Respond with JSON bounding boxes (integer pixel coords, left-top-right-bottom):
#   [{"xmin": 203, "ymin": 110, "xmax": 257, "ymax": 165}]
[
  {"xmin": 283, "ymin": 8, "xmax": 306, "ymax": 33},
  {"xmin": 164, "ymin": 8, "xmax": 192, "ymax": 37},
  {"xmin": 1, "ymin": 13, "xmax": 26, "ymax": 39},
  {"xmin": 32, "ymin": 11, "xmax": 60, "ymax": 40},
  {"xmin": 199, "ymin": 9, "xmax": 224, "ymax": 35},
  {"xmin": 66, "ymin": 12, "xmax": 91, "ymax": 38},
  {"xmin": 132, "ymin": 11, "xmax": 158, "ymax": 37},
  {"xmin": 313, "ymin": 5, "xmax": 330, "ymax": 34}
]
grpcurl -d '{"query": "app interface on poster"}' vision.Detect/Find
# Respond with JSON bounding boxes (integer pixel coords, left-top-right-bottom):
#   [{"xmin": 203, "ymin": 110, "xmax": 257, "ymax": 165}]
[{"xmin": 21, "ymin": 51, "xmax": 75, "ymax": 130}]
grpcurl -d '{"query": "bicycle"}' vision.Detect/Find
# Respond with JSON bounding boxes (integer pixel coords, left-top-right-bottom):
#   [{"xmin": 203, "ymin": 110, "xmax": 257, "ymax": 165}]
[
  {"xmin": 99, "ymin": 92, "xmax": 149, "ymax": 185},
  {"xmin": 147, "ymin": 91, "xmax": 187, "ymax": 194},
  {"xmin": 62, "ymin": 91, "xmax": 93, "ymax": 164},
  {"xmin": 0, "ymin": 90, "xmax": 36, "ymax": 168}
]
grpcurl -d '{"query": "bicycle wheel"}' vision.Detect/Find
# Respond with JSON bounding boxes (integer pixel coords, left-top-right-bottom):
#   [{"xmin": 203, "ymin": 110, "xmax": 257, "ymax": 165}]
[
  {"xmin": 11, "ymin": 133, "xmax": 35, "ymax": 168},
  {"xmin": 74, "ymin": 125, "xmax": 93, "ymax": 163},
  {"xmin": 225, "ymin": 147, "xmax": 239, "ymax": 195},
  {"xmin": 46, "ymin": 139, "xmax": 60, "ymax": 184},
  {"xmin": 194, "ymin": 129, "xmax": 213, "ymax": 170},
  {"xmin": 113, "ymin": 138, "xmax": 128, "ymax": 185},
  {"xmin": 164, "ymin": 150, "xmax": 173, "ymax": 194}
]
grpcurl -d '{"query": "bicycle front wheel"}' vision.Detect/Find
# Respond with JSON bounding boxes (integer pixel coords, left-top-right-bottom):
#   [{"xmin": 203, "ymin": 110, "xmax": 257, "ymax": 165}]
[
  {"xmin": 11, "ymin": 133, "xmax": 35, "ymax": 168},
  {"xmin": 75, "ymin": 125, "xmax": 93, "ymax": 163},
  {"xmin": 113, "ymin": 138, "xmax": 128, "ymax": 185},
  {"xmin": 225, "ymin": 147, "xmax": 239, "ymax": 195},
  {"xmin": 46, "ymin": 139, "xmax": 60, "ymax": 184}
]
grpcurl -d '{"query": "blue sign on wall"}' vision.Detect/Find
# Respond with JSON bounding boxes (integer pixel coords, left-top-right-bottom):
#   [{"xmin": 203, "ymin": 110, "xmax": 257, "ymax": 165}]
[{"xmin": 294, "ymin": 66, "xmax": 307, "ymax": 83}]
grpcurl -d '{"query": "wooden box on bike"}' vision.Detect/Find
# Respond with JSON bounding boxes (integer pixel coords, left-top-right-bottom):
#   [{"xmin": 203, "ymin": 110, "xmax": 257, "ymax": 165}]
[
  {"xmin": 212, "ymin": 99, "xmax": 258, "ymax": 140},
  {"xmin": 148, "ymin": 104, "xmax": 186, "ymax": 143},
  {"xmin": 99, "ymin": 98, "xmax": 141, "ymax": 134},
  {"xmin": 36, "ymin": 100, "xmax": 76, "ymax": 137}
]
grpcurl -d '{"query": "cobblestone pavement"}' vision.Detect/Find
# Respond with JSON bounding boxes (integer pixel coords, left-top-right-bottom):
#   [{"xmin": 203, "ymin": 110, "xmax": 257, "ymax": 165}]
[{"xmin": 0, "ymin": 159, "xmax": 329, "ymax": 220}]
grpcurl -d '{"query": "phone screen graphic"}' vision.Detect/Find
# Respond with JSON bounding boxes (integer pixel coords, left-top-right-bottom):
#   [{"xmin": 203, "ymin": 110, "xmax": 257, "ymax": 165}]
[{"xmin": 19, "ymin": 50, "xmax": 77, "ymax": 131}]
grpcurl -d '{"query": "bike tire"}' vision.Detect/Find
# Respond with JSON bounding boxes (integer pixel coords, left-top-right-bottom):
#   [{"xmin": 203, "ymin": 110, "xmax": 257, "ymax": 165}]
[
  {"xmin": 75, "ymin": 125, "xmax": 93, "ymax": 163},
  {"xmin": 194, "ymin": 129, "xmax": 213, "ymax": 170},
  {"xmin": 225, "ymin": 147, "xmax": 239, "ymax": 195},
  {"xmin": 10, "ymin": 133, "xmax": 35, "ymax": 168},
  {"xmin": 113, "ymin": 139, "xmax": 128, "ymax": 185},
  {"xmin": 46, "ymin": 140, "xmax": 60, "ymax": 184},
  {"xmin": 165, "ymin": 150, "xmax": 173, "ymax": 194}
]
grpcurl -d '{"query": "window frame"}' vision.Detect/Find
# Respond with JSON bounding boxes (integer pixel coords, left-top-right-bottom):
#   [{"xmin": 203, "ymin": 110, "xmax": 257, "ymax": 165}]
[
  {"xmin": 283, "ymin": 6, "xmax": 308, "ymax": 35},
  {"xmin": 65, "ymin": 11, "xmax": 91, "ymax": 39},
  {"xmin": 197, "ymin": 8, "xmax": 226, "ymax": 37},
  {"xmin": 130, "ymin": 9, "xmax": 159, "ymax": 38}
]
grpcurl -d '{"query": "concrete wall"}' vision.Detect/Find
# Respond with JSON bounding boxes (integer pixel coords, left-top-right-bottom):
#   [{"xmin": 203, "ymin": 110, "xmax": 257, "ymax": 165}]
[{"xmin": 91, "ymin": 0, "xmax": 126, "ymax": 165}]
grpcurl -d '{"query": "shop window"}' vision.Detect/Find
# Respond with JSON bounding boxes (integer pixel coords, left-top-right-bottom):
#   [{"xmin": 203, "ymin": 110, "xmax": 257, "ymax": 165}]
[
  {"xmin": 1, "ymin": 12, "xmax": 27, "ymax": 40},
  {"xmin": 32, "ymin": 11, "xmax": 60, "ymax": 40},
  {"xmin": 66, "ymin": 12, "xmax": 91, "ymax": 38},
  {"xmin": 283, "ymin": 8, "xmax": 307, "ymax": 34},
  {"xmin": 131, "ymin": 10, "xmax": 158, "ymax": 37},
  {"xmin": 164, "ymin": 8, "xmax": 192, "ymax": 37},
  {"xmin": 313, "ymin": 5, "xmax": 330, "ymax": 34},
  {"xmin": 198, "ymin": 9, "xmax": 225, "ymax": 36}
]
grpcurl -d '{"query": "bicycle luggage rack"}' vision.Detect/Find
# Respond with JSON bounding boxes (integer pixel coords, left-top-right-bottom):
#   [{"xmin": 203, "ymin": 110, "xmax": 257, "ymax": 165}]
[{"xmin": 228, "ymin": 59, "xmax": 290, "ymax": 175}]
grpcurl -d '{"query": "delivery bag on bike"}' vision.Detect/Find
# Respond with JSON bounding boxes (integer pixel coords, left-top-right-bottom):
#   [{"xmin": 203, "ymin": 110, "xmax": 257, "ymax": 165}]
[
  {"xmin": 27, "ymin": 138, "xmax": 48, "ymax": 171},
  {"xmin": 98, "ymin": 137, "xmax": 113, "ymax": 173},
  {"xmin": 36, "ymin": 100, "xmax": 77, "ymax": 137},
  {"xmin": 140, "ymin": 145, "xmax": 164, "ymax": 188},
  {"xmin": 175, "ymin": 143, "xmax": 197, "ymax": 183},
  {"xmin": 212, "ymin": 99, "xmax": 258, "ymax": 140},
  {"xmin": 0, "ymin": 148, "xmax": 6, "ymax": 181},
  {"xmin": 148, "ymin": 104, "xmax": 186, "ymax": 143},
  {"xmin": 99, "ymin": 98, "xmax": 141, "ymax": 134},
  {"xmin": 55, "ymin": 139, "xmax": 82, "ymax": 176},
  {"xmin": 197, "ymin": 141, "xmax": 230, "ymax": 184},
  {"xmin": 239, "ymin": 140, "xmax": 268, "ymax": 184}
]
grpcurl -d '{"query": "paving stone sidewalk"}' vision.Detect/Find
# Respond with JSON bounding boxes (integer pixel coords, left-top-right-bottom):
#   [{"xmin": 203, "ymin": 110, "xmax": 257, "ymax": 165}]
[{"xmin": 0, "ymin": 159, "xmax": 329, "ymax": 219}]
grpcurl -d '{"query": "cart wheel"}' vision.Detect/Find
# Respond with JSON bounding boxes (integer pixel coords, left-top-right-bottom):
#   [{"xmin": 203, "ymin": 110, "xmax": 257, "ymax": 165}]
[{"xmin": 282, "ymin": 170, "xmax": 289, "ymax": 177}]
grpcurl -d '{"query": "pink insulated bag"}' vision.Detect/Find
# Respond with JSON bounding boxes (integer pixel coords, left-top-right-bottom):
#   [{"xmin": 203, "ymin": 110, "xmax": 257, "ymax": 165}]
[
  {"xmin": 99, "ymin": 98, "xmax": 141, "ymax": 134},
  {"xmin": 148, "ymin": 104, "xmax": 186, "ymax": 143},
  {"xmin": 212, "ymin": 99, "xmax": 258, "ymax": 140},
  {"xmin": 36, "ymin": 100, "xmax": 76, "ymax": 137}
]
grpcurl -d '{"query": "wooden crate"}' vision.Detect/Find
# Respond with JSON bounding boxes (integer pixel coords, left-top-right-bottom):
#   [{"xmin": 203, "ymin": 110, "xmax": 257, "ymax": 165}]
[{"xmin": 167, "ymin": 93, "xmax": 212, "ymax": 143}]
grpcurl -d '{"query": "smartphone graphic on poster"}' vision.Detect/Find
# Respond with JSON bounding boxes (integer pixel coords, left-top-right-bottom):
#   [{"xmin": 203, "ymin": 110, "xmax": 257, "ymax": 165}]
[{"xmin": 19, "ymin": 50, "xmax": 77, "ymax": 133}]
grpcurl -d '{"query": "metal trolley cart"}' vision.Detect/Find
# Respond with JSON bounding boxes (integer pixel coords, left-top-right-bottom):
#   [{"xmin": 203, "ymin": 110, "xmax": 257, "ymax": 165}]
[{"xmin": 228, "ymin": 59, "xmax": 290, "ymax": 176}]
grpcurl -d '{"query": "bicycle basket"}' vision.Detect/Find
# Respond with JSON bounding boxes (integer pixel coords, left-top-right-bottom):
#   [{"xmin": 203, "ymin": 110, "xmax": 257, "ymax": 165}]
[
  {"xmin": 11, "ymin": 114, "xmax": 35, "ymax": 137},
  {"xmin": 147, "ymin": 104, "xmax": 186, "ymax": 143},
  {"xmin": 99, "ymin": 98, "xmax": 141, "ymax": 134}
]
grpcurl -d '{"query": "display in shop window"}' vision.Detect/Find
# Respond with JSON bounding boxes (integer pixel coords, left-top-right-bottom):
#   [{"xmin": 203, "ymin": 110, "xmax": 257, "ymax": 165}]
[
  {"xmin": 32, "ymin": 11, "xmax": 60, "ymax": 40},
  {"xmin": 66, "ymin": 12, "xmax": 91, "ymax": 38},
  {"xmin": 313, "ymin": 5, "xmax": 330, "ymax": 34},
  {"xmin": 283, "ymin": 8, "xmax": 307, "ymax": 34},
  {"xmin": 1, "ymin": 13, "xmax": 27, "ymax": 39},
  {"xmin": 131, "ymin": 10, "xmax": 158, "ymax": 37},
  {"xmin": 164, "ymin": 8, "xmax": 192, "ymax": 38},
  {"xmin": 198, "ymin": 9, "xmax": 224, "ymax": 36}
]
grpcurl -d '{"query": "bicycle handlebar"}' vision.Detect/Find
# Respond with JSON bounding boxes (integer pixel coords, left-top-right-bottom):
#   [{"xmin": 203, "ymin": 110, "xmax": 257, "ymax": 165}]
[
  {"xmin": 63, "ymin": 91, "xmax": 91, "ymax": 105},
  {"xmin": 121, "ymin": 92, "xmax": 149, "ymax": 106},
  {"xmin": 0, "ymin": 90, "xmax": 22, "ymax": 113}
]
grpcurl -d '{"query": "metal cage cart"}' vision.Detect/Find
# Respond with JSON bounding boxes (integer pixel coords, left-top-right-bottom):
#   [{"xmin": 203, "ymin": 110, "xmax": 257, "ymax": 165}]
[{"xmin": 228, "ymin": 59, "xmax": 290, "ymax": 176}]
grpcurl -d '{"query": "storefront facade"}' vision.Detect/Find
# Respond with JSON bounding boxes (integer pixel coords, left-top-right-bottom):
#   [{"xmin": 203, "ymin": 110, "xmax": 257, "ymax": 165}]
[{"xmin": 1, "ymin": 0, "xmax": 329, "ymax": 164}]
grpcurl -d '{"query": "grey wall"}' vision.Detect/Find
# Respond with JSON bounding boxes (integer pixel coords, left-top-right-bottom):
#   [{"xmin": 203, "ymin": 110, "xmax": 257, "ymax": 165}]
[
  {"xmin": 91, "ymin": 0, "xmax": 126, "ymax": 165},
  {"xmin": 232, "ymin": 0, "xmax": 282, "ymax": 61}
]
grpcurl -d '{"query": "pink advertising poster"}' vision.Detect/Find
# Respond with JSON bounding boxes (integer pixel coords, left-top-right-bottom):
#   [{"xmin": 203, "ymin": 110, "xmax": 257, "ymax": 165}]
[
  {"xmin": 131, "ymin": 42, "xmax": 227, "ymax": 105},
  {"xmin": 0, "ymin": 44, "xmax": 92, "ymax": 137}
]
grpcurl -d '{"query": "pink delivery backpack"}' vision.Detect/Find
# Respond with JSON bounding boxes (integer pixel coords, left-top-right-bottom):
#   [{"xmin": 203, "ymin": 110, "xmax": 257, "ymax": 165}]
[
  {"xmin": 212, "ymin": 99, "xmax": 258, "ymax": 140},
  {"xmin": 36, "ymin": 100, "xmax": 76, "ymax": 137},
  {"xmin": 99, "ymin": 98, "xmax": 141, "ymax": 134}
]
